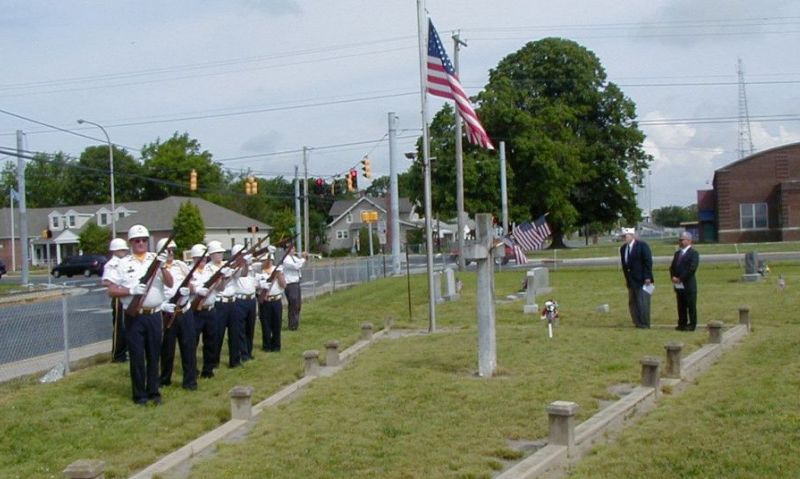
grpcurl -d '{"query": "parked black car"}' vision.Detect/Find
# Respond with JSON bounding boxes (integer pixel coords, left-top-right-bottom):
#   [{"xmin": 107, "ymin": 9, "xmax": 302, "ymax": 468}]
[
  {"xmin": 0, "ymin": 259, "xmax": 6, "ymax": 279},
  {"xmin": 51, "ymin": 255, "xmax": 107, "ymax": 278}
]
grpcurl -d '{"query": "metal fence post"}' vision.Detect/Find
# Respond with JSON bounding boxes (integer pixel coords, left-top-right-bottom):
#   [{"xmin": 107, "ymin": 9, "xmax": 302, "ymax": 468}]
[
  {"xmin": 62, "ymin": 289, "xmax": 71, "ymax": 375},
  {"xmin": 330, "ymin": 260, "xmax": 335, "ymax": 295},
  {"xmin": 312, "ymin": 263, "xmax": 317, "ymax": 299}
]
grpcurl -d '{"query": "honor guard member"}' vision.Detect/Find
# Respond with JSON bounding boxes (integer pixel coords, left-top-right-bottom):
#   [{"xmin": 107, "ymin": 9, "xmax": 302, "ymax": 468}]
[
  {"xmin": 230, "ymin": 244, "xmax": 258, "ymax": 362},
  {"xmin": 106, "ymin": 225, "xmax": 173, "ymax": 405},
  {"xmin": 189, "ymin": 244, "xmax": 217, "ymax": 378},
  {"xmin": 256, "ymin": 247, "xmax": 286, "ymax": 352},
  {"xmin": 157, "ymin": 238, "xmax": 198, "ymax": 390},
  {"xmin": 282, "ymin": 243, "xmax": 308, "ymax": 331},
  {"xmin": 207, "ymin": 241, "xmax": 241, "ymax": 369},
  {"xmin": 102, "ymin": 238, "xmax": 130, "ymax": 363}
]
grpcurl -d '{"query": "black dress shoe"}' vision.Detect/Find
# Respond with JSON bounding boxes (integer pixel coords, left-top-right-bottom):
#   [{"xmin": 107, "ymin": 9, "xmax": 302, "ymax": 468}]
[
  {"xmin": 675, "ymin": 326, "xmax": 686, "ymax": 331},
  {"xmin": 183, "ymin": 384, "xmax": 198, "ymax": 391},
  {"xmin": 150, "ymin": 396, "xmax": 162, "ymax": 405},
  {"xmin": 200, "ymin": 371, "xmax": 214, "ymax": 378}
]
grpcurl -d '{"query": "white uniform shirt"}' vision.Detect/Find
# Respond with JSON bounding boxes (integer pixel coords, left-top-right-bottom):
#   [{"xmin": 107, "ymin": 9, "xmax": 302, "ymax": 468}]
[
  {"xmin": 117, "ymin": 253, "xmax": 167, "ymax": 309},
  {"xmin": 191, "ymin": 262, "xmax": 217, "ymax": 308},
  {"xmin": 233, "ymin": 263, "xmax": 257, "ymax": 296},
  {"xmin": 102, "ymin": 255, "xmax": 126, "ymax": 285},
  {"xmin": 163, "ymin": 259, "xmax": 190, "ymax": 303},
  {"xmin": 256, "ymin": 265, "xmax": 284, "ymax": 296},
  {"xmin": 282, "ymin": 253, "xmax": 305, "ymax": 284}
]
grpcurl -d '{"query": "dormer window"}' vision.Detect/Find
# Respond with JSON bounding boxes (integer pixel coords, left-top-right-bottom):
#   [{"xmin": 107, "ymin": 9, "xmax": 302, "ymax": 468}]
[
  {"xmin": 69, "ymin": 216, "xmax": 76, "ymax": 227},
  {"xmin": 346, "ymin": 213, "xmax": 353, "ymax": 224},
  {"xmin": 52, "ymin": 217, "xmax": 59, "ymax": 228}
]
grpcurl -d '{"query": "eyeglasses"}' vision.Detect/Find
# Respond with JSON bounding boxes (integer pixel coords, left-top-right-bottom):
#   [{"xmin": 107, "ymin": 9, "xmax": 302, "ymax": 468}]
[{"xmin": 131, "ymin": 238, "xmax": 147, "ymax": 243}]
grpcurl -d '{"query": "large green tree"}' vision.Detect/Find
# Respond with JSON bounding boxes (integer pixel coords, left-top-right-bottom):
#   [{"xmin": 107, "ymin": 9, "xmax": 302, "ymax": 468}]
[
  {"xmin": 477, "ymin": 37, "xmax": 651, "ymax": 247},
  {"xmin": 140, "ymin": 132, "xmax": 225, "ymax": 200},
  {"xmin": 69, "ymin": 145, "xmax": 144, "ymax": 204},
  {"xmin": 78, "ymin": 223, "xmax": 111, "ymax": 254},
  {"xmin": 172, "ymin": 200, "xmax": 206, "ymax": 253},
  {"xmin": 1, "ymin": 152, "xmax": 74, "ymax": 207}
]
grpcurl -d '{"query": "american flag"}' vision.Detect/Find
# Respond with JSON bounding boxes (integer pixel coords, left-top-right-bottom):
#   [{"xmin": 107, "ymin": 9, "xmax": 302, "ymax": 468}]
[
  {"xmin": 426, "ymin": 19, "xmax": 494, "ymax": 150},
  {"xmin": 503, "ymin": 236, "xmax": 528, "ymax": 264},
  {"xmin": 513, "ymin": 214, "xmax": 552, "ymax": 251}
]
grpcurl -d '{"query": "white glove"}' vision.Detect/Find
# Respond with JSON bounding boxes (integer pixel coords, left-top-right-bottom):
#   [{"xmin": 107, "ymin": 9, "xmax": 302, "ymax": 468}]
[
  {"xmin": 130, "ymin": 283, "xmax": 147, "ymax": 296},
  {"xmin": 267, "ymin": 245, "xmax": 277, "ymax": 254},
  {"xmin": 161, "ymin": 302, "xmax": 176, "ymax": 314},
  {"xmin": 196, "ymin": 286, "xmax": 209, "ymax": 296},
  {"xmin": 221, "ymin": 267, "xmax": 233, "ymax": 278},
  {"xmin": 156, "ymin": 252, "xmax": 169, "ymax": 264},
  {"xmin": 243, "ymin": 254, "xmax": 253, "ymax": 264},
  {"xmin": 259, "ymin": 280, "xmax": 272, "ymax": 290},
  {"xmin": 179, "ymin": 287, "xmax": 190, "ymax": 297}
]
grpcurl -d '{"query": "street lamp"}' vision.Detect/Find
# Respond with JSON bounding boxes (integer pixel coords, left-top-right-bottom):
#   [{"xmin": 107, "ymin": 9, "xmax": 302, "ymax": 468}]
[{"xmin": 77, "ymin": 119, "xmax": 116, "ymax": 237}]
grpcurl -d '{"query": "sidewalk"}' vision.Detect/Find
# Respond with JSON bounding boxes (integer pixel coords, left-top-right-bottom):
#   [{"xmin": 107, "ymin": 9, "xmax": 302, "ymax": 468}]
[{"xmin": 0, "ymin": 340, "xmax": 111, "ymax": 383}]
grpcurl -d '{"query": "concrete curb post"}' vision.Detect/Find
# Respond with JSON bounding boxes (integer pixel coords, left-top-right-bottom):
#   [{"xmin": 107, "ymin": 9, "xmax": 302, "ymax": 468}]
[
  {"xmin": 303, "ymin": 350, "xmax": 320, "ymax": 377},
  {"xmin": 738, "ymin": 306, "xmax": 751, "ymax": 331},
  {"xmin": 325, "ymin": 340, "xmax": 340, "ymax": 367},
  {"xmin": 707, "ymin": 321, "xmax": 724, "ymax": 344},
  {"xmin": 384, "ymin": 316, "xmax": 394, "ymax": 331},
  {"xmin": 640, "ymin": 356, "xmax": 661, "ymax": 396},
  {"xmin": 547, "ymin": 401, "xmax": 579, "ymax": 454},
  {"xmin": 361, "ymin": 322, "xmax": 374, "ymax": 341},
  {"xmin": 664, "ymin": 342, "xmax": 684, "ymax": 379},
  {"xmin": 229, "ymin": 386, "xmax": 254, "ymax": 420},
  {"xmin": 63, "ymin": 459, "xmax": 105, "ymax": 479}
]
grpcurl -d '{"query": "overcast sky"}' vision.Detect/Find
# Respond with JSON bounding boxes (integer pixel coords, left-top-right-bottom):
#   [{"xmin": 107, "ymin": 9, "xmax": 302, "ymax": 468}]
[{"xmin": 2, "ymin": 0, "xmax": 800, "ymax": 211}]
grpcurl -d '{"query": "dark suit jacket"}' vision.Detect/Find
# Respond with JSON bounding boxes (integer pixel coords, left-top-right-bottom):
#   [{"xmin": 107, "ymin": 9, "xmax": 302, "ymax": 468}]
[
  {"xmin": 669, "ymin": 247, "xmax": 700, "ymax": 292},
  {"xmin": 620, "ymin": 240, "xmax": 653, "ymax": 288}
]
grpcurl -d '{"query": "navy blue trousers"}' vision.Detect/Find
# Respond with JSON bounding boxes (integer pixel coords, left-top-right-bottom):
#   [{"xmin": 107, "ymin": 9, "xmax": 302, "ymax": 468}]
[
  {"xmin": 125, "ymin": 312, "xmax": 162, "ymax": 404},
  {"xmin": 235, "ymin": 298, "xmax": 257, "ymax": 361},
  {"xmin": 160, "ymin": 310, "xmax": 198, "ymax": 388},
  {"xmin": 214, "ymin": 301, "xmax": 241, "ymax": 368},
  {"xmin": 193, "ymin": 307, "xmax": 217, "ymax": 376},
  {"xmin": 258, "ymin": 298, "xmax": 283, "ymax": 351}
]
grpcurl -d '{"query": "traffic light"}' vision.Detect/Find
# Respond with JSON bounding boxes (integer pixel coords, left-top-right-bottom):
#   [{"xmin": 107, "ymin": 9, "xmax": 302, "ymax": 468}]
[
  {"xmin": 42, "ymin": 229, "xmax": 53, "ymax": 240},
  {"xmin": 315, "ymin": 178, "xmax": 325, "ymax": 194},
  {"xmin": 361, "ymin": 156, "xmax": 372, "ymax": 179},
  {"xmin": 346, "ymin": 173, "xmax": 353, "ymax": 192},
  {"xmin": 247, "ymin": 225, "xmax": 260, "ymax": 233},
  {"xmin": 245, "ymin": 176, "xmax": 258, "ymax": 195},
  {"xmin": 189, "ymin": 169, "xmax": 197, "ymax": 191},
  {"xmin": 349, "ymin": 169, "xmax": 358, "ymax": 191}
]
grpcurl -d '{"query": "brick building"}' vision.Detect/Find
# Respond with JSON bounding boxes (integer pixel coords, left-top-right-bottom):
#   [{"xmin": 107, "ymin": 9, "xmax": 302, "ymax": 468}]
[{"xmin": 699, "ymin": 142, "xmax": 800, "ymax": 243}]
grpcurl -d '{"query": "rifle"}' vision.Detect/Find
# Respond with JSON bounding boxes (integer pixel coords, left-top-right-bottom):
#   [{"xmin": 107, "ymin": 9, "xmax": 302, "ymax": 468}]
[
  {"xmin": 126, "ymin": 232, "xmax": 176, "ymax": 317},
  {"xmin": 191, "ymin": 235, "xmax": 268, "ymax": 311},
  {"xmin": 163, "ymin": 251, "xmax": 208, "ymax": 329},
  {"xmin": 257, "ymin": 241, "xmax": 294, "ymax": 303}
]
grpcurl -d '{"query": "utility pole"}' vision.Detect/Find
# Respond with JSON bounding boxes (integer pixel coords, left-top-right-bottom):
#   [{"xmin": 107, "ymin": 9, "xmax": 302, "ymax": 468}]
[
  {"xmin": 388, "ymin": 112, "xmax": 401, "ymax": 275},
  {"xmin": 303, "ymin": 146, "xmax": 310, "ymax": 255},
  {"xmin": 453, "ymin": 32, "xmax": 468, "ymax": 272},
  {"xmin": 294, "ymin": 165, "xmax": 302, "ymax": 252},
  {"xmin": 499, "ymin": 141, "xmax": 509, "ymax": 235},
  {"xmin": 16, "ymin": 130, "xmax": 29, "ymax": 285}
]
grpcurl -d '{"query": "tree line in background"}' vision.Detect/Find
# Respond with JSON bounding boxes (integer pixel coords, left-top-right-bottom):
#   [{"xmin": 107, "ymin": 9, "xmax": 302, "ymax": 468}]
[{"xmin": 4, "ymin": 38, "xmax": 667, "ymax": 250}]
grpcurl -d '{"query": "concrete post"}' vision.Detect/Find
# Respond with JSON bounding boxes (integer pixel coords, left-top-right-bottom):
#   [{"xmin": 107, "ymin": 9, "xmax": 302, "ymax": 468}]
[
  {"xmin": 443, "ymin": 267, "xmax": 460, "ymax": 301},
  {"xmin": 708, "ymin": 321, "xmax": 724, "ymax": 344},
  {"xmin": 640, "ymin": 356, "xmax": 661, "ymax": 395},
  {"xmin": 229, "ymin": 385, "xmax": 254, "ymax": 420},
  {"xmin": 361, "ymin": 322, "xmax": 374, "ymax": 341},
  {"xmin": 303, "ymin": 350, "xmax": 320, "ymax": 377},
  {"xmin": 432, "ymin": 271, "xmax": 444, "ymax": 304},
  {"xmin": 384, "ymin": 316, "xmax": 394, "ymax": 331},
  {"xmin": 325, "ymin": 340, "xmax": 340, "ymax": 367},
  {"xmin": 462, "ymin": 213, "xmax": 497, "ymax": 378},
  {"xmin": 523, "ymin": 270, "xmax": 538, "ymax": 314},
  {"xmin": 738, "ymin": 306, "xmax": 751, "ymax": 331},
  {"xmin": 63, "ymin": 460, "xmax": 105, "ymax": 479},
  {"xmin": 546, "ymin": 401, "xmax": 579, "ymax": 452},
  {"xmin": 664, "ymin": 342, "xmax": 684, "ymax": 379}
]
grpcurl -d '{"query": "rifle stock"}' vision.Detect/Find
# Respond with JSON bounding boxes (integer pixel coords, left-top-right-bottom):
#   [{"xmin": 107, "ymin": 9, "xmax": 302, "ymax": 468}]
[
  {"xmin": 163, "ymin": 251, "xmax": 208, "ymax": 329},
  {"xmin": 126, "ymin": 232, "xmax": 176, "ymax": 317},
  {"xmin": 257, "ymin": 243, "xmax": 294, "ymax": 302}
]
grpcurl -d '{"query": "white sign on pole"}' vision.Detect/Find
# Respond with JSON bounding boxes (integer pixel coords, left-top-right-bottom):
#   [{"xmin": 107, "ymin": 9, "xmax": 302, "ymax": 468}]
[{"xmin": 377, "ymin": 220, "xmax": 387, "ymax": 245}]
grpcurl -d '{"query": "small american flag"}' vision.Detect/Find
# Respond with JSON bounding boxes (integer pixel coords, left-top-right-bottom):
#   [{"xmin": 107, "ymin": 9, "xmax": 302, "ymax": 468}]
[
  {"xmin": 513, "ymin": 214, "xmax": 552, "ymax": 251},
  {"xmin": 503, "ymin": 236, "xmax": 528, "ymax": 264},
  {"xmin": 426, "ymin": 19, "xmax": 494, "ymax": 150}
]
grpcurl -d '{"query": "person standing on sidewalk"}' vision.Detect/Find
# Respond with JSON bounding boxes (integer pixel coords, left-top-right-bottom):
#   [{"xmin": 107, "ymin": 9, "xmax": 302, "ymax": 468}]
[
  {"xmin": 282, "ymin": 244, "xmax": 307, "ymax": 331},
  {"xmin": 619, "ymin": 227, "xmax": 654, "ymax": 329},
  {"xmin": 103, "ymin": 238, "xmax": 130, "ymax": 363}
]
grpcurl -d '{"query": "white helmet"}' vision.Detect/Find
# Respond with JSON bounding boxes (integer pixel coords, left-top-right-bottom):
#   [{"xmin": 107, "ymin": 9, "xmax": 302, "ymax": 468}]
[
  {"xmin": 207, "ymin": 240, "xmax": 225, "ymax": 255},
  {"xmin": 109, "ymin": 238, "xmax": 129, "ymax": 252},
  {"xmin": 190, "ymin": 244, "xmax": 207, "ymax": 258},
  {"xmin": 231, "ymin": 244, "xmax": 245, "ymax": 256},
  {"xmin": 128, "ymin": 224, "xmax": 149, "ymax": 239},
  {"xmin": 156, "ymin": 237, "xmax": 177, "ymax": 251}
]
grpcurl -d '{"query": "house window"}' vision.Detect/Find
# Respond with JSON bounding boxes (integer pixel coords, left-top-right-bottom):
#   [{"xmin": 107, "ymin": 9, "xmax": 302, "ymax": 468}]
[
  {"xmin": 100, "ymin": 213, "xmax": 108, "ymax": 225},
  {"xmin": 336, "ymin": 230, "xmax": 349, "ymax": 240},
  {"xmin": 52, "ymin": 217, "xmax": 59, "ymax": 228},
  {"xmin": 69, "ymin": 216, "xmax": 76, "ymax": 227},
  {"xmin": 346, "ymin": 213, "xmax": 353, "ymax": 224},
  {"xmin": 740, "ymin": 203, "xmax": 768, "ymax": 229}
]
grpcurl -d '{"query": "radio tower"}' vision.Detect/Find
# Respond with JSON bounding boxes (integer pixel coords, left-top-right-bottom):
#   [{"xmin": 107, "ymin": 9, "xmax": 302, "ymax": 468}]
[{"xmin": 737, "ymin": 58, "xmax": 755, "ymax": 159}]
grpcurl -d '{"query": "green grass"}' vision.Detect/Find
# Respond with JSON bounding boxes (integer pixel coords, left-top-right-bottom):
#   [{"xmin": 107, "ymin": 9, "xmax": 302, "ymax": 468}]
[
  {"xmin": 0, "ymin": 261, "xmax": 798, "ymax": 478},
  {"xmin": 524, "ymin": 239, "xmax": 800, "ymax": 260}
]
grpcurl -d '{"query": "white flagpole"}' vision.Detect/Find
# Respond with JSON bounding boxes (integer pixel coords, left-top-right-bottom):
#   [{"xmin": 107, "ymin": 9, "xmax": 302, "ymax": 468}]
[{"xmin": 416, "ymin": 0, "xmax": 436, "ymax": 332}]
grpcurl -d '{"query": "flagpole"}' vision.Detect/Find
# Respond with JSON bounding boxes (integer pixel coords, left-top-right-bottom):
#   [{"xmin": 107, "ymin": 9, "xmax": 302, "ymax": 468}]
[{"xmin": 417, "ymin": 0, "xmax": 436, "ymax": 332}]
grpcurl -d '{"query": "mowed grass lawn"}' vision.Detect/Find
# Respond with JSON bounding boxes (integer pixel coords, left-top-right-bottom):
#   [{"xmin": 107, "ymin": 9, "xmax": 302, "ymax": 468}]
[{"xmin": 1, "ymin": 259, "xmax": 798, "ymax": 478}]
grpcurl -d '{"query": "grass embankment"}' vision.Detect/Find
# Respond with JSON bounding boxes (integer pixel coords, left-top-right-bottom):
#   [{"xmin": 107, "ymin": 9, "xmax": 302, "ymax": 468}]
[{"xmin": 0, "ymin": 260, "xmax": 798, "ymax": 478}]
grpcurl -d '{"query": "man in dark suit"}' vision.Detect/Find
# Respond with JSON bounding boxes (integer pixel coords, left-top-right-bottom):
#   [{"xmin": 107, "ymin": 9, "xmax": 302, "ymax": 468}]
[
  {"xmin": 669, "ymin": 231, "xmax": 700, "ymax": 331},
  {"xmin": 620, "ymin": 227, "xmax": 654, "ymax": 328}
]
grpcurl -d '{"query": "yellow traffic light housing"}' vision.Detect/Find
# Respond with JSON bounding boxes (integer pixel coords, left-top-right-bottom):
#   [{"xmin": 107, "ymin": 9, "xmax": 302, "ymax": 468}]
[
  {"xmin": 245, "ymin": 176, "xmax": 258, "ymax": 195},
  {"xmin": 189, "ymin": 169, "xmax": 198, "ymax": 191},
  {"xmin": 361, "ymin": 156, "xmax": 372, "ymax": 179},
  {"xmin": 346, "ymin": 173, "xmax": 353, "ymax": 192}
]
